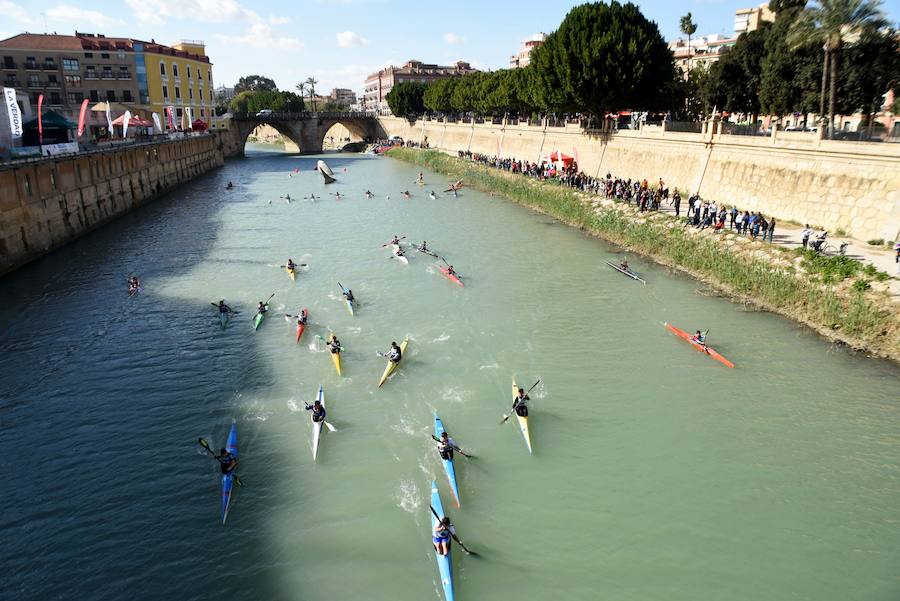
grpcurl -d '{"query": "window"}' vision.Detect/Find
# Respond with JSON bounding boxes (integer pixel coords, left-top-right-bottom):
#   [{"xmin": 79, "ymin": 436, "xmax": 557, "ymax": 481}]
[
  {"xmin": 123, "ymin": 90, "xmax": 132, "ymax": 102},
  {"xmin": 65, "ymin": 74, "xmax": 81, "ymax": 86},
  {"xmin": 89, "ymin": 90, "xmax": 99, "ymax": 102},
  {"xmin": 118, "ymin": 66, "xmax": 130, "ymax": 79},
  {"xmin": 25, "ymin": 56, "xmax": 37, "ymax": 69},
  {"xmin": 174, "ymin": 87, "xmax": 181, "ymax": 99},
  {"xmin": 162, "ymin": 85, "xmax": 169, "ymax": 99},
  {"xmin": 176, "ymin": 108, "xmax": 183, "ymax": 117},
  {"xmin": 200, "ymin": 108, "xmax": 205, "ymax": 117},
  {"xmin": 102, "ymin": 66, "xmax": 113, "ymax": 79},
  {"xmin": 197, "ymin": 69, "xmax": 202, "ymax": 80},
  {"xmin": 199, "ymin": 88, "xmax": 203, "ymax": 100},
  {"xmin": 117, "ymin": 50, "xmax": 125, "ymax": 59},
  {"xmin": 48, "ymin": 74, "xmax": 58, "ymax": 84},
  {"xmin": 187, "ymin": 65, "xmax": 191, "ymax": 79},
  {"xmin": 4, "ymin": 74, "xmax": 15, "ymax": 85},
  {"xmin": 28, "ymin": 74, "xmax": 39, "ymax": 87},
  {"xmin": 172, "ymin": 64, "xmax": 179, "ymax": 78},
  {"xmin": 188, "ymin": 87, "xmax": 193, "ymax": 99},
  {"xmin": 50, "ymin": 92, "xmax": 61, "ymax": 104},
  {"xmin": 3, "ymin": 55, "xmax": 14, "ymax": 68},
  {"xmin": 106, "ymin": 90, "xmax": 116, "ymax": 101},
  {"xmin": 101, "ymin": 53, "xmax": 109, "ymax": 59},
  {"xmin": 84, "ymin": 52, "xmax": 93, "ymax": 58},
  {"xmin": 159, "ymin": 62, "xmax": 166, "ymax": 76},
  {"xmin": 62, "ymin": 58, "xmax": 79, "ymax": 71},
  {"xmin": 67, "ymin": 92, "xmax": 82, "ymax": 104},
  {"xmin": 85, "ymin": 66, "xmax": 97, "ymax": 79}
]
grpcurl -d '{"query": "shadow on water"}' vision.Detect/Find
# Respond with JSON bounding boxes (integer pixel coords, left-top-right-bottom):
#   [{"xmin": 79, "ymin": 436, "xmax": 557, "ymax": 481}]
[{"xmin": 0, "ymin": 154, "xmax": 290, "ymax": 601}]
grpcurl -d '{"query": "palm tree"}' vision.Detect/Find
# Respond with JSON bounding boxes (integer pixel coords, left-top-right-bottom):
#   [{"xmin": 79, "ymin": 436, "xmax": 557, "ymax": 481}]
[
  {"xmin": 305, "ymin": 77, "xmax": 319, "ymax": 112},
  {"xmin": 788, "ymin": 0, "xmax": 886, "ymax": 137},
  {"xmin": 295, "ymin": 82, "xmax": 307, "ymax": 99},
  {"xmin": 680, "ymin": 13, "xmax": 698, "ymax": 74}
]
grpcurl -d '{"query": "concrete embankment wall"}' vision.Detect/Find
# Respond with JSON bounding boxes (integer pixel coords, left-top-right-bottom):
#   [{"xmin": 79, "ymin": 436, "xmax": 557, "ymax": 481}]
[
  {"xmin": 378, "ymin": 116, "xmax": 900, "ymax": 243},
  {"xmin": 0, "ymin": 134, "xmax": 225, "ymax": 276}
]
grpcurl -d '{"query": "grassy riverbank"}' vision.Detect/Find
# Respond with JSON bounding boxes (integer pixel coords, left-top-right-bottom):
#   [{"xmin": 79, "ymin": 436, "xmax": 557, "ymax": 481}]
[{"xmin": 388, "ymin": 148, "xmax": 900, "ymax": 362}]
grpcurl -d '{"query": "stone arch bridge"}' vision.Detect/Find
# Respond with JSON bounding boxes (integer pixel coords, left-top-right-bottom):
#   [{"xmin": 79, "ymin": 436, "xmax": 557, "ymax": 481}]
[{"xmin": 226, "ymin": 112, "xmax": 385, "ymax": 155}]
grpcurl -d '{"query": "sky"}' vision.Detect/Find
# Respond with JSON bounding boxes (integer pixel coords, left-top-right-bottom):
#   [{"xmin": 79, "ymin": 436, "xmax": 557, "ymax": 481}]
[{"xmin": 2, "ymin": 0, "xmax": 899, "ymax": 94}]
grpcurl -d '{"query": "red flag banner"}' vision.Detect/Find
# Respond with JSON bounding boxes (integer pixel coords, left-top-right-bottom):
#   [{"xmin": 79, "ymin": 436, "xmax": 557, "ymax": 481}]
[
  {"xmin": 37, "ymin": 94, "xmax": 44, "ymax": 144},
  {"xmin": 165, "ymin": 106, "xmax": 175, "ymax": 130},
  {"xmin": 77, "ymin": 98, "xmax": 89, "ymax": 137}
]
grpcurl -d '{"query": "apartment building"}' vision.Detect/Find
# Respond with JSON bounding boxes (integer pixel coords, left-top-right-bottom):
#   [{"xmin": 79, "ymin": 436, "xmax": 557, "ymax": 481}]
[
  {"xmin": 509, "ymin": 33, "xmax": 547, "ymax": 69},
  {"xmin": 363, "ymin": 60, "xmax": 476, "ymax": 113}
]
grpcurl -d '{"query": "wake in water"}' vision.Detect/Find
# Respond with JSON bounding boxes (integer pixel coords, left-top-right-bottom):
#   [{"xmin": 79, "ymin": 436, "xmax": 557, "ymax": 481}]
[
  {"xmin": 432, "ymin": 333, "xmax": 450, "ymax": 343},
  {"xmin": 396, "ymin": 479, "xmax": 421, "ymax": 513}
]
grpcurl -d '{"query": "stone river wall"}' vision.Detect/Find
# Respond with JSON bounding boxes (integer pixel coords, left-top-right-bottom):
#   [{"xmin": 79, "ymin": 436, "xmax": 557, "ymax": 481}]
[{"xmin": 378, "ymin": 116, "xmax": 900, "ymax": 243}]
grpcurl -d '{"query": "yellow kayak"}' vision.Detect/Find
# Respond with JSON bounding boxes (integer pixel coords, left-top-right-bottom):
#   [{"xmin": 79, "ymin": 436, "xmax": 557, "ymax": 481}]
[
  {"xmin": 287, "ymin": 266, "xmax": 296, "ymax": 281},
  {"xmin": 512, "ymin": 380, "xmax": 532, "ymax": 454},
  {"xmin": 378, "ymin": 337, "xmax": 408, "ymax": 387},
  {"xmin": 328, "ymin": 333, "xmax": 342, "ymax": 376}
]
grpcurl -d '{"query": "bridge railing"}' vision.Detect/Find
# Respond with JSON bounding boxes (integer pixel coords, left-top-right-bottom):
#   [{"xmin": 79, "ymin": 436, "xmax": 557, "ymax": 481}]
[{"xmin": 232, "ymin": 111, "xmax": 377, "ymax": 121}]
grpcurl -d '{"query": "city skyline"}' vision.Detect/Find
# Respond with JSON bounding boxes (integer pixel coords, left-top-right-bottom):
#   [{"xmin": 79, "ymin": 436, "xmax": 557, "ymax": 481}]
[{"xmin": 3, "ymin": 0, "xmax": 896, "ymax": 95}]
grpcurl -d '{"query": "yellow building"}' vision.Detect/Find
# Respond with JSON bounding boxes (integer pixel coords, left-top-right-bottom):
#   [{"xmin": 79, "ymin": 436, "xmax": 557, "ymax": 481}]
[{"xmin": 140, "ymin": 39, "xmax": 219, "ymax": 129}]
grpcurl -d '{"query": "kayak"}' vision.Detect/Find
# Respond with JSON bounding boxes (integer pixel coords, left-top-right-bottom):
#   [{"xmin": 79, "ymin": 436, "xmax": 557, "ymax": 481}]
[
  {"xmin": 295, "ymin": 308, "xmax": 308, "ymax": 344},
  {"xmin": 312, "ymin": 384, "xmax": 324, "ymax": 461},
  {"xmin": 378, "ymin": 337, "xmax": 409, "ymax": 387},
  {"xmin": 328, "ymin": 333, "xmax": 342, "ymax": 376},
  {"xmin": 434, "ymin": 414, "xmax": 460, "ymax": 508},
  {"xmin": 431, "ymin": 480, "xmax": 455, "ymax": 601},
  {"xmin": 605, "ymin": 261, "xmax": 646, "ymax": 284},
  {"xmin": 412, "ymin": 244, "xmax": 438, "ymax": 258},
  {"xmin": 253, "ymin": 305, "xmax": 268, "ymax": 330},
  {"xmin": 512, "ymin": 380, "xmax": 533, "ymax": 454},
  {"xmin": 439, "ymin": 267, "xmax": 464, "ymax": 288},
  {"xmin": 392, "ymin": 244, "xmax": 409, "ymax": 265},
  {"xmin": 219, "ymin": 311, "xmax": 229, "ymax": 330},
  {"xmin": 221, "ymin": 420, "xmax": 238, "ymax": 525},
  {"xmin": 664, "ymin": 323, "xmax": 735, "ymax": 368},
  {"xmin": 287, "ymin": 266, "xmax": 296, "ymax": 281},
  {"xmin": 339, "ymin": 284, "xmax": 354, "ymax": 316}
]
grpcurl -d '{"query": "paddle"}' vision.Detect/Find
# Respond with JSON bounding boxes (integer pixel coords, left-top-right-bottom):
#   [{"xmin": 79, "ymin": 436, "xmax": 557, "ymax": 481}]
[
  {"xmin": 381, "ymin": 236, "xmax": 406, "ymax": 247},
  {"xmin": 304, "ymin": 404, "xmax": 338, "ymax": 432},
  {"xmin": 210, "ymin": 302, "xmax": 240, "ymax": 315},
  {"xmin": 429, "ymin": 505, "xmax": 477, "ymax": 556},
  {"xmin": 431, "ymin": 434, "xmax": 474, "ymax": 459},
  {"xmin": 279, "ymin": 263, "xmax": 308, "ymax": 269},
  {"xmin": 501, "ymin": 379, "xmax": 541, "ymax": 424},
  {"xmin": 253, "ymin": 293, "xmax": 275, "ymax": 320},
  {"xmin": 198, "ymin": 438, "xmax": 243, "ymax": 486},
  {"xmin": 439, "ymin": 257, "xmax": 463, "ymax": 279},
  {"xmin": 315, "ymin": 334, "xmax": 345, "ymax": 352}
]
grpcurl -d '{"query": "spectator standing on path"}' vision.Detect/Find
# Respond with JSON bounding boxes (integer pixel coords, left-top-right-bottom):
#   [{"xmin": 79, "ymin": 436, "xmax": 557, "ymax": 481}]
[
  {"xmin": 673, "ymin": 191, "xmax": 681, "ymax": 217},
  {"xmin": 735, "ymin": 210, "xmax": 745, "ymax": 233},
  {"xmin": 801, "ymin": 225, "xmax": 812, "ymax": 248},
  {"xmin": 730, "ymin": 206, "xmax": 738, "ymax": 230},
  {"xmin": 767, "ymin": 218, "xmax": 776, "ymax": 242}
]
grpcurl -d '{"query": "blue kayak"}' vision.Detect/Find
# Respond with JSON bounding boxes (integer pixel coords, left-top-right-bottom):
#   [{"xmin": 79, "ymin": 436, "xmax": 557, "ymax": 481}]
[
  {"xmin": 221, "ymin": 420, "xmax": 238, "ymax": 525},
  {"xmin": 434, "ymin": 414, "xmax": 460, "ymax": 508},
  {"xmin": 339, "ymin": 284, "xmax": 354, "ymax": 316},
  {"xmin": 431, "ymin": 480, "xmax": 455, "ymax": 601}
]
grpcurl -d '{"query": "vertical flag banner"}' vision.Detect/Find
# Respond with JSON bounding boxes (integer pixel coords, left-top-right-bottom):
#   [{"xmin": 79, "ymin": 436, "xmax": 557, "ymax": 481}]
[
  {"xmin": 166, "ymin": 106, "xmax": 175, "ymax": 130},
  {"xmin": 152, "ymin": 112, "xmax": 162, "ymax": 134},
  {"xmin": 186, "ymin": 107, "xmax": 193, "ymax": 129},
  {"xmin": 123, "ymin": 110, "xmax": 132, "ymax": 137},
  {"xmin": 180, "ymin": 109, "xmax": 186, "ymax": 131},
  {"xmin": 37, "ymin": 94, "xmax": 44, "ymax": 144},
  {"xmin": 77, "ymin": 98, "xmax": 89, "ymax": 137},
  {"xmin": 105, "ymin": 103, "xmax": 113, "ymax": 137},
  {"xmin": 3, "ymin": 87, "xmax": 23, "ymax": 139}
]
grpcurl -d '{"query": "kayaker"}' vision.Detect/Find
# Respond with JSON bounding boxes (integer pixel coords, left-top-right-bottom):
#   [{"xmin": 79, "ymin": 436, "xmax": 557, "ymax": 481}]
[
  {"xmin": 429, "ymin": 191, "xmax": 436, "ymax": 199},
  {"xmin": 393, "ymin": 245, "xmax": 406, "ymax": 258},
  {"xmin": 286, "ymin": 258, "xmax": 296, "ymax": 271},
  {"xmin": 365, "ymin": 190, "xmax": 373, "ymax": 198},
  {"xmin": 328, "ymin": 335, "xmax": 342, "ymax": 355},
  {"xmin": 128, "ymin": 275, "xmax": 140, "ymax": 288},
  {"xmin": 305, "ymin": 399, "xmax": 327, "ymax": 423},
  {"xmin": 225, "ymin": 181, "xmax": 233, "ymax": 190},
  {"xmin": 286, "ymin": 309, "xmax": 307, "ymax": 325},
  {"xmin": 390, "ymin": 235, "xmax": 402, "ymax": 245},
  {"xmin": 218, "ymin": 447, "xmax": 237, "ymax": 474},
  {"xmin": 420, "ymin": 240, "xmax": 429, "ymax": 252},
  {"xmin": 402, "ymin": 190, "xmax": 411, "ymax": 198},
  {"xmin": 436, "ymin": 431, "xmax": 459, "ymax": 461},
  {"xmin": 217, "ymin": 300, "xmax": 232, "ymax": 314},
  {"xmin": 691, "ymin": 330, "xmax": 706, "ymax": 345},
  {"xmin": 433, "ymin": 516, "xmax": 455, "ymax": 556},
  {"xmin": 446, "ymin": 265, "xmax": 458, "ymax": 277},
  {"xmin": 256, "ymin": 301, "xmax": 268, "ymax": 315},
  {"xmin": 512, "ymin": 387, "xmax": 529, "ymax": 417},
  {"xmin": 417, "ymin": 172, "xmax": 424, "ymax": 183},
  {"xmin": 387, "ymin": 341, "xmax": 402, "ymax": 363},
  {"xmin": 620, "ymin": 259, "xmax": 629, "ymax": 272},
  {"xmin": 343, "ymin": 289, "xmax": 355, "ymax": 303}
]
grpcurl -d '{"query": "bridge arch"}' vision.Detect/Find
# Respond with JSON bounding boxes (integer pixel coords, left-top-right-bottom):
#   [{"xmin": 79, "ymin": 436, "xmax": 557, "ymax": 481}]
[{"xmin": 231, "ymin": 112, "xmax": 384, "ymax": 155}]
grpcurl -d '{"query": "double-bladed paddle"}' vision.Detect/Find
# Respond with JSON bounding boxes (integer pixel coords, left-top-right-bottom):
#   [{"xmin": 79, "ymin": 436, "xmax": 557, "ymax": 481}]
[
  {"xmin": 304, "ymin": 403, "xmax": 338, "ymax": 432},
  {"xmin": 198, "ymin": 437, "xmax": 243, "ymax": 486},
  {"xmin": 501, "ymin": 379, "xmax": 541, "ymax": 424},
  {"xmin": 210, "ymin": 302, "xmax": 240, "ymax": 315},
  {"xmin": 429, "ymin": 505, "xmax": 477, "ymax": 556},
  {"xmin": 381, "ymin": 236, "xmax": 406, "ymax": 247},
  {"xmin": 431, "ymin": 434, "xmax": 474, "ymax": 459},
  {"xmin": 439, "ymin": 256, "xmax": 463, "ymax": 279},
  {"xmin": 252, "ymin": 293, "xmax": 275, "ymax": 321}
]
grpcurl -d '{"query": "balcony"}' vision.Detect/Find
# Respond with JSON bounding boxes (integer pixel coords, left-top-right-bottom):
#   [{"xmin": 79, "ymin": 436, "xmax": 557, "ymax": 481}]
[
  {"xmin": 85, "ymin": 72, "xmax": 99, "ymax": 80},
  {"xmin": 46, "ymin": 81, "xmax": 61, "ymax": 89},
  {"xmin": 4, "ymin": 79, "xmax": 20, "ymax": 86},
  {"xmin": 2, "ymin": 62, "xmax": 16, "ymax": 70},
  {"xmin": 117, "ymin": 72, "xmax": 132, "ymax": 80},
  {"xmin": 42, "ymin": 62, "xmax": 59, "ymax": 70},
  {"xmin": 24, "ymin": 61, "xmax": 38, "ymax": 70},
  {"xmin": 101, "ymin": 72, "xmax": 115, "ymax": 80},
  {"xmin": 27, "ymin": 80, "xmax": 42, "ymax": 89}
]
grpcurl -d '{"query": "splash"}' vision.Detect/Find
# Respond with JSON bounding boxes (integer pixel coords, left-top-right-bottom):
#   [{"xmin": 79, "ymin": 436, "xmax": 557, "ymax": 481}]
[
  {"xmin": 479, "ymin": 362, "xmax": 499, "ymax": 370},
  {"xmin": 391, "ymin": 414, "xmax": 417, "ymax": 437},
  {"xmin": 396, "ymin": 479, "xmax": 421, "ymax": 513},
  {"xmin": 432, "ymin": 333, "xmax": 450, "ymax": 343},
  {"xmin": 441, "ymin": 386, "xmax": 470, "ymax": 403}
]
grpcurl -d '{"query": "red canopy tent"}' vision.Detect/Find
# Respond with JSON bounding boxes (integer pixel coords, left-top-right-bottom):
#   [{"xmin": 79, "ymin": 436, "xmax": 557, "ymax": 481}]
[{"xmin": 549, "ymin": 150, "xmax": 574, "ymax": 165}]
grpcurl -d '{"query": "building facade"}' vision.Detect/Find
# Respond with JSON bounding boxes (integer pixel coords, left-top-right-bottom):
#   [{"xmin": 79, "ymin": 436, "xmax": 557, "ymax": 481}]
[
  {"xmin": 363, "ymin": 60, "xmax": 476, "ymax": 113},
  {"xmin": 329, "ymin": 88, "xmax": 356, "ymax": 107},
  {"xmin": 668, "ymin": 34, "xmax": 737, "ymax": 74},
  {"xmin": 734, "ymin": 2, "xmax": 775, "ymax": 35},
  {"xmin": 509, "ymin": 33, "xmax": 547, "ymax": 69}
]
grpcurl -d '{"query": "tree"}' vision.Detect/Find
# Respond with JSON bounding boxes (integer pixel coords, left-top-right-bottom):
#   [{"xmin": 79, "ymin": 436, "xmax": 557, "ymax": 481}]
[
  {"xmin": 305, "ymin": 77, "xmax": 319, "ymax": 111},
  {"xmin": 385, "ymin": 81, "xmax": 426, "ymax": 118},
  {"xmin": 788, "ymin": 0, "xmax": 887, "ymax": 136},
  {"xmin": 229, "ymin": 90, "xmax": 304, "ymax": 114},
  {"xmin": 423, "ymin": 77, "xmax": 458, "ymax": 113},
  {"xmin": 295, "ymin": 82, "xmax": 307, "ymax": 100},
  {"xmin": 527, "ymin": 1, "xmax": 676, "ymax": 116},
  {"xmin": 680, "ymin": 12, "xmax": 698, "ymax": 72},
  {"xmin": 836, "ymin": 27, "xmax": 900, "ymax": 128},
  {"xmin": 703, "ymin": 26, "xmax": 770, "ymax": 119},
  {"xmin": 234, "ymin": 75, "xmax": 278, "ymax": 93},
  {"xmin": 760, "ymin": 0, "xmax": 822, "ymax": 119},
  {"xmin": 320, "ymin": 100, "xmax": 350, "ymax": 112}
]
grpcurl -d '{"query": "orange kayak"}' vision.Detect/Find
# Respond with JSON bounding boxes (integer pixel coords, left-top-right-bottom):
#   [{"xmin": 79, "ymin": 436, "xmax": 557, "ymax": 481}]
[
  {"xmin": 664, "ymin": 323, "xmax": 734, "ymax": 368},
  {"xmin": 295, "ymin": 308, "xmax": 308, "ymax": 344}
]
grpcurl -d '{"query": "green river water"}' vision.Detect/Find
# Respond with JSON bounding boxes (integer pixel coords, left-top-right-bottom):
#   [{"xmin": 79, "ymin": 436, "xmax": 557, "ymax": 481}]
[{"xmin": 1, "ymin": 145, "xmax": 898, "ymax": 601}]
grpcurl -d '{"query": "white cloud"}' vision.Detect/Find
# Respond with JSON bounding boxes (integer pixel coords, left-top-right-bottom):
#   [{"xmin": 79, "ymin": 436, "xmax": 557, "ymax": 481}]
[
  {"xmin": 216, "ymin": 22, "xmax": 303, "ymax": 52},
  {"xmin": 269, "ymin": 15, "xmax": 291, "ymax": 25},
  {"xmin": 443, "ymin": 32, "xmax": 465, "ymax": 45},
  {"xmin": 125, "ymin": 0, "xmax": 264, "ymax": 25},
  {"xmin": 336, "ymin": 31, "xmax": 367, "ymax": 49},
  {"xmin": 45, "ymin": 5, "xmax": 126, "ymax": 27},
  {"xmin": 0, "ymin": 0, "xmax": 35, "ymax": 24}
]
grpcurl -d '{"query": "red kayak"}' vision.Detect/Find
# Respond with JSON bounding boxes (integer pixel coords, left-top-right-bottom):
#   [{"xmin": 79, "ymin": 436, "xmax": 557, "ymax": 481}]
[
  {"xmin": 296, "ymin": 308, "xmax": 308, "ymax": 344},
  {"xmin": 664, "ymin": 323, "xmax": 734, "ymax": 368},
  {"xmin": 439, "ymin": 267, "xmax": 464, "ymax": 288}
]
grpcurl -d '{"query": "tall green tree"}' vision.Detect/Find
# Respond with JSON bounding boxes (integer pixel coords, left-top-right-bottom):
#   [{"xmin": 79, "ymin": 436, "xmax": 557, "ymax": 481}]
[
  {"xmin": 423, "ymin": 77, "xmax": 458, "ymax": 113},
  {"xmin": 305, "ymin": 77, "xmax": 319, "ymax": 111},
  {"xmin": 385, "ymin": 81, "xmax": 426, "ymax": 118},
  {"xmin": 229, "ymin": 90, "xmax": 304, "ymax": 113},
  {"xmin": 679, "ymin": 12, "xmax": 698, "ymax": 72},
  {"xmin": 760, "ymin": 0, "xmax": 821, "ymax": 119},
  {"xmin": 527, "ymin": 1, "xmax": 675, "ymax": 116},
  {"xmin": 703, "ymin": 26, "xmax": 771, "ymax": 119},
  {"xmin": 836, "ymin": 27, "xmax": 900, "ymax": 127},
  {"xmin": 233, "ymin": 75, "xmax": 278, "ymax": 93},
  {"xmin": 787, "ymin": 0, "xmax": 887, "ymax": 135}
]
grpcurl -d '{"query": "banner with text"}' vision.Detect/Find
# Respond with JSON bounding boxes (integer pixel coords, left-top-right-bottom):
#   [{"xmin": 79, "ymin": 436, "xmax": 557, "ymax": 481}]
[{"xmin": 3, "ymin": 87, "xmax": 23, "ymax": 139}]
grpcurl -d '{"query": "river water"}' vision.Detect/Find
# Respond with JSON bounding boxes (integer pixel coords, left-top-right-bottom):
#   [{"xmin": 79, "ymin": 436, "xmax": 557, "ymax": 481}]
[{"xmin": 2, "ymin": 145, "xmax": 898, "ymax": 601}]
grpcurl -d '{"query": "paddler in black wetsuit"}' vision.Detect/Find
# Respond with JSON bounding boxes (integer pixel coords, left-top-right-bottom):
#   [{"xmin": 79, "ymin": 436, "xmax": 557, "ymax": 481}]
[
  {"xmin": 328, "ymin": 334, "xmax": 342, "ymax": 355},
  {"xmin": 342, "ymin": 289, "xmax": 355, "ymax": 303},
  {"xmin": 446, "ymin": 265, "xmax": 458, "ymax": 277},
  {"xmin": 305, "ymin": 399, "xmax": 327, "ymax": 423},
  {"xmin": 217, "ymin": 300, "xmax": 232, "ymax": 314},
  {"xmin": 286, "ymin": 308, "xmax": 307, "ymax": 325},
  {"xmin": 620, "ymin": 259, "xmax": 629, "ymax": 272},
  {"xmin": 256, "ymin": 301, "xmax": 268, "ymax": 316},
  {"xmin": 218, "ymin": 448, "xmax": 237, "ymax": 474},
  {"xmin": 512, "ymin": 387, "xmax": 529, "ymax": 417},
  {"xmin": 420, "ymin": 240, "xmax": 430, "ymax": 253},
  {"xmin": 387, "ymin": 341, "xmax": 402, "ymax": 363},
  {"xmin": 691, "ymin": 330, "xmax": 707, "ymax": 346}
]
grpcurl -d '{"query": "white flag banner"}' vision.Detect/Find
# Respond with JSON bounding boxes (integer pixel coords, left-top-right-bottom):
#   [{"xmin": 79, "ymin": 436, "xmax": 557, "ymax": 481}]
[
  {"xmin": 3, "ymin": 87, "xmax": 23, "ymax": 139},
  {"xmin": 123, "ymin": 110, "xmax": 132, "ymax": 137},
  {"xmin": 186, "ymin": 107, "xmax": 193, "ymax": 129},
  {"xmin": 152, "ymin": 112, "xmax": 162, "ymax": 134},
  {"xmin": 105, "ymin": 103, "xmax": 113, "ymax": 137}
]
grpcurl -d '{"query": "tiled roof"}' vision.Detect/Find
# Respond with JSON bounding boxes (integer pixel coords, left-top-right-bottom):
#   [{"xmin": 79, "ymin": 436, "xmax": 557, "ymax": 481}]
[{"xmin": 0, "ymin": 33, "xmax": 83, "ymax": 50}]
